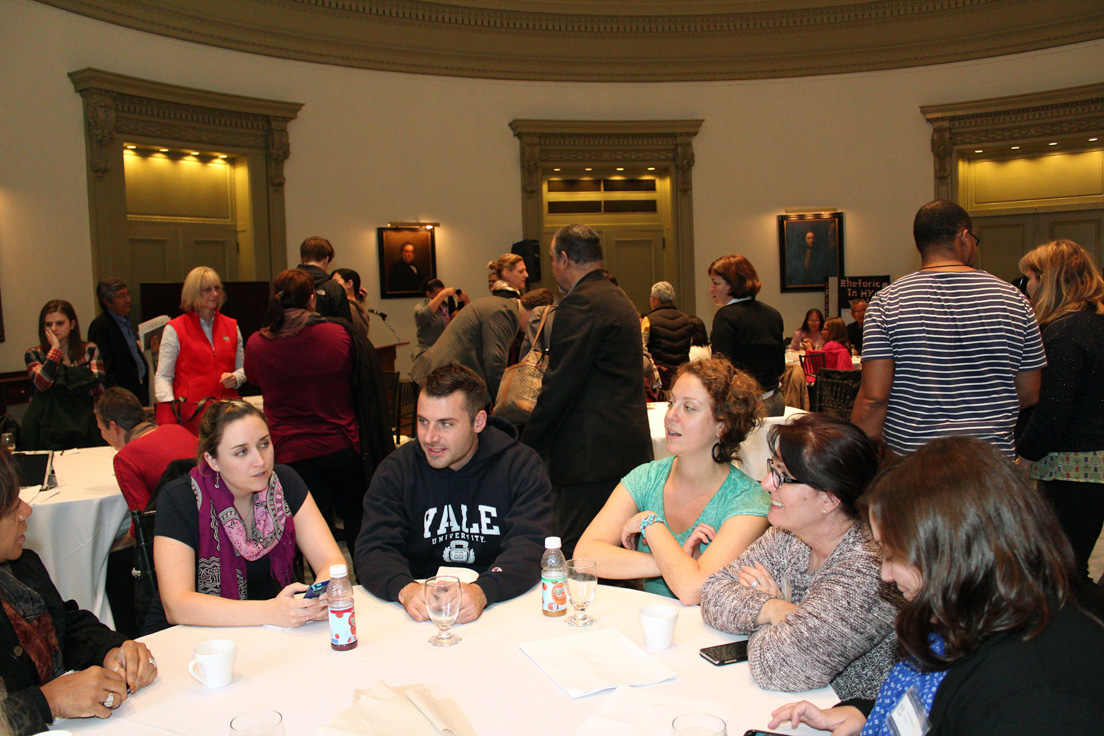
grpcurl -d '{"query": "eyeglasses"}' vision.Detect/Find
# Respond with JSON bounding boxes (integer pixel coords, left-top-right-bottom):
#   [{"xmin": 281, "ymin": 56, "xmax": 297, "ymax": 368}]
[
  {"xmin": 767, "ymin": 456, "xmax": 800, "ymax": 487},
  {"xmin": 963, "ymin": 229, "xmax": 981, "ymax": 248}
]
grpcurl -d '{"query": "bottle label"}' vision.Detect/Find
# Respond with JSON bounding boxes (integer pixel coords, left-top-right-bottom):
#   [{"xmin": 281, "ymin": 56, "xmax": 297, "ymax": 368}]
[
  {"xmin": 329, "ymin": 600, "xmax": 357, "ymax": 647},
  {"xmin": 541, "ymin": 571, "xmax": 567, "ymax": 613}
]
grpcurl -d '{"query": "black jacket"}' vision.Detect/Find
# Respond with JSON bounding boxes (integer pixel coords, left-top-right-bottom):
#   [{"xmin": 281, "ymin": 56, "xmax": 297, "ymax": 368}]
[
  {"xmin": 521, "ymin": 270, "xmax": 653, "ymax": 486},
  {"xmin": 846, "ymin": 320, "xmax": 863, "ymax": 355},
  {"xmin": 298, "ymin": 264, "xmax": 352, "ymax": 323},
  {"xmin": 0, "ymin": 551, "xmax": 127, "ymax": 735},
  {"xmin": 711, "ymin": 299, "xmax": 785, "ymax": 393},
  {"xmin": 356, "ymin": 416, "xmax": 552, "ymax": 605},
  {"xmin": 646, "ymin": 305, "xmax": 693, "ymax": 368},
  {"xmin": 87, "ymin": 310, "xmax": 148, "ymax": 404}
]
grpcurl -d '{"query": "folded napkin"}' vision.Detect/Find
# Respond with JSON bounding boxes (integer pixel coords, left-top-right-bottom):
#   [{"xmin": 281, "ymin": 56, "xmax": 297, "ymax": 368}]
[
  {"xmin": 316, "ymin": 682, "xmax": 476, "ymax": 736},
  {"xmin": 573, "ymin": 686, "xmax": 730, "ymax": 736},
  {"xmin": 519, "ymin": 629, "xmax": 676, "ymax": 699}
]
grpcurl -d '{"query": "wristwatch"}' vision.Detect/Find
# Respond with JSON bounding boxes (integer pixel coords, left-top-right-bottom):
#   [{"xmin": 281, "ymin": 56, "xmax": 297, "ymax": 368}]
[{"xmin": 639, "ymin": 513, "xmax": 665, "ymax": 534}]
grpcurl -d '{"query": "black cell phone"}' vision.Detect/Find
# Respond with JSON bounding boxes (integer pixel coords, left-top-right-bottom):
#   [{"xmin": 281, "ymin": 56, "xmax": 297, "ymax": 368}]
[
  {"xmin": 303, "ymin": 580, "xmax": 330, "ymax": 599},
  {"xmin": 699, "ymin": 640, "xmax": 749, "ymax": 666},
  {"xmin": 743, "ymin": 731, "xmax": 789, "ymax": 736}
]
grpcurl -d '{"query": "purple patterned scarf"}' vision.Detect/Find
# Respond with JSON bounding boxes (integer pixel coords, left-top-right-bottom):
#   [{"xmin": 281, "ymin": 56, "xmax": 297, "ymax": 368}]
[{"xmin": 189, "ymin": 461, "xmax": 296, "ymax": 600}]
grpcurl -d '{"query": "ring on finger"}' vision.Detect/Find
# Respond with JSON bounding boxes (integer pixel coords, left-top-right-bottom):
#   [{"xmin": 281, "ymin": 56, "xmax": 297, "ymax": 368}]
[
  {"xmin": 103, "ymin": 693, "xmax": 115, "ymax": 708},
  {"xmin": 750, "ymin": 580, "xmax": 759, "ymax": 588}
]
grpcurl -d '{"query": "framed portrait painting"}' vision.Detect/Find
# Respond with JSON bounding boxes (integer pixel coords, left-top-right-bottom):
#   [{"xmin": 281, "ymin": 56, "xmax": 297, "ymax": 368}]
[
  {"xmin": 378, "ymin": 226, "xmax": 436, "ymax": 299},
  {"xmin": 778, "ymin": 213, "xmax": 844, "ymax": 292}
]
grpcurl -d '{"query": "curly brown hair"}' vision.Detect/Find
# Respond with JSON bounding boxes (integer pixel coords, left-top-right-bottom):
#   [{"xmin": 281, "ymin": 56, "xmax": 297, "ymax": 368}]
[{"xmin": 674, "ymin": 357, "xmax": 763, "ymax": 463}]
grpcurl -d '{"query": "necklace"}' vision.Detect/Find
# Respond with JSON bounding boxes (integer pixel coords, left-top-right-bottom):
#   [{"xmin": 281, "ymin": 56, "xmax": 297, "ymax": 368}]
[{"xmin": 918, "ymin": 263, "xmax": 971, "ymax": 271}]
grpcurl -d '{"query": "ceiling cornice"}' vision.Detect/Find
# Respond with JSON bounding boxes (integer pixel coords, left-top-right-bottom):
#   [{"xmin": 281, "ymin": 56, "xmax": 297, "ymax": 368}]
[{"xmin": 34, "ymin": 0, "xmax": 1104, "ymax": 82}]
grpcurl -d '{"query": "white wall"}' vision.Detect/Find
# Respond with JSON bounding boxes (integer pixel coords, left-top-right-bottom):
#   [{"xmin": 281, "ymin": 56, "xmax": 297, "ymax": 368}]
[{"xmin": 2, "ymin": 0, "xmax": 1103, "ymax": 375}]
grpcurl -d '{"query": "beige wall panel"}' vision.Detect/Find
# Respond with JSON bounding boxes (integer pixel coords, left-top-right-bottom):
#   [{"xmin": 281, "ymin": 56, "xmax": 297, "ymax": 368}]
[
  {"xmin": 973, "ymin": 220, "xmax": 1032, "ymax": 283},
  {"xmin": 3, "ymin": 2, "xmax": 1104, "ymax": 373},
  {"xmin": 972, "ymin": 153, "xmax": 1104, "ymax": 206},
  {"xmin": 124, "ymin": 155, "xmax": 233, "ymax": 221}
]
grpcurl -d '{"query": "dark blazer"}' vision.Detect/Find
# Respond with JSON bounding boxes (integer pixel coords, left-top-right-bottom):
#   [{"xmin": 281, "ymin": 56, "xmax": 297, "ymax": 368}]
[
  {"xmin": 521, "ymin": 270, "xmax": 652, "ymax": 486},
  {"xmin": 711, "ymin": 299, "xmax": 785, "ymax": 393},
  {"xmin": 0, "ymin": 551, "xmax": 126, "ymax": 735},
  {"xmin": 87, "ymin": 310, "xmax": 149, "ymax": 404}
]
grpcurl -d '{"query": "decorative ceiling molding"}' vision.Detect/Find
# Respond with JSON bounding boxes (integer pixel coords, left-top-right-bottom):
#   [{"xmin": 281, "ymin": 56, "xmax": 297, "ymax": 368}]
[
  {"xmin": 921, "ymin": 82, "xmax": 1104, "ymax": 199},
  {"xmin": 36, "ymin": 0, "xmax": 1104, "ymax": 82}
]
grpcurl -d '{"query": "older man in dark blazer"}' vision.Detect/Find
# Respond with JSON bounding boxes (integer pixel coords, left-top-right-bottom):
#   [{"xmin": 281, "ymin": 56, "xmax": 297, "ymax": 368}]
[
  {"xmin": 87, "ymin": 278, "xmax": 149, "ymax": 404},
  {"xmin": 521, "ymin": 224, "xmax": 653, "ymax": 557}
]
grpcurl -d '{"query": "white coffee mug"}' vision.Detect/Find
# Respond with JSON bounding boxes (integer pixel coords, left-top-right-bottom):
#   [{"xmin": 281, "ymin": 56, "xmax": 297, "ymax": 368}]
[
  {"xmin": 188, "ymin": 639, "xmax": 236, "ymax": 688},
  {"xmin": 640, "ymin": 604, "xmax": 679, "ymax": 649}
]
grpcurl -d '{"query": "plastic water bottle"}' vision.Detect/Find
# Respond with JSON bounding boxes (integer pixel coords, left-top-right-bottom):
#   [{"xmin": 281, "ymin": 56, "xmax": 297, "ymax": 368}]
[
  {"xmin": 328, "ymin": 564, "xmax": 357, "ymax": 650},
  {"xmin": 541, "ymin": 536, "xmax": 567, "ymax": 617}
]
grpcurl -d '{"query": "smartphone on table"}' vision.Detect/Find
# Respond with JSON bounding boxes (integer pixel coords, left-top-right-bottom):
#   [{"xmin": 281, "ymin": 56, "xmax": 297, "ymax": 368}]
[{"xmin": 699, "ymin": 640, "xmax": 749, "ymax": 666}]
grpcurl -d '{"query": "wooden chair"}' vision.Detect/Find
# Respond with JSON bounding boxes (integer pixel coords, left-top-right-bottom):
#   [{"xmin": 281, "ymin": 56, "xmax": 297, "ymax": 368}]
[
  {"xmin": 811, "ymin": 368, "xmax": 863, "ymax": 419},
  {"xmin": 799, "ymin": 351, "xmax": 826, "ymax": 384},
  {"xmin": 395, "ymin": 379, "xmax": 418, "ymax": 441},
  {"xmin": 380, "ymin": 370, "xmax": 401, "ymax": 440}
]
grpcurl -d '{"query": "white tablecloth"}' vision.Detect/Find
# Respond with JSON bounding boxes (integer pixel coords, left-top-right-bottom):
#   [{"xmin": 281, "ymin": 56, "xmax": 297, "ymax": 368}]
[
  {"xmin": 58, "ymin": 584, "xmax": 836, "ymax": 735},
  {"xmin": 20, "ymin": 446, "xmax": 128, "ymax": 627},
  {"xmin": 648, "ymin": 403, "xmax": 808, "ymax": 481}
]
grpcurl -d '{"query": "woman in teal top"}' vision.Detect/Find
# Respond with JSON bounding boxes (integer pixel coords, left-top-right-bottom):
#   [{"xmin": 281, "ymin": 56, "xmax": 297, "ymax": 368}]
[{"xmin": 576, "ymin": 358, "xmax": 771, "ymax": 604}]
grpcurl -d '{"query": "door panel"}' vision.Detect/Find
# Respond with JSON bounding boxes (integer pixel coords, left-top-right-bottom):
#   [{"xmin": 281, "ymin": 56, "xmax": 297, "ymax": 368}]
[
  {"xmin": 603, "ymin": 228, "xmax": 664, "ymax": 315},
  {"xmin": 973, "ymin": 209, "xmax": 1104, "ymax": 281}
]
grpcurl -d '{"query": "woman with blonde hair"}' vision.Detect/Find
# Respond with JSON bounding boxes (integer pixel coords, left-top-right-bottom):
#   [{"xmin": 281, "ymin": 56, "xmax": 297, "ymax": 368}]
[
  {"xmin": 488, "ymin": 253, "xmax": 528, "ymax": 297},
  {"xmin": 154, "ymin": 266, "xmax": 245, "ymax": 434},
  {"xmin": 1016, "ymin": 239, "xmax": 1104, "ymax": 582},
  {"xmin": 575, "ymin": 358, "xmax": 770, "ymax": 604}
]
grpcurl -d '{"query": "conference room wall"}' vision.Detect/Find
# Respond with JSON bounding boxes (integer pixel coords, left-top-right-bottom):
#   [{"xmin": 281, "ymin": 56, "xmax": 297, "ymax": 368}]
[{"xmin": 1, "ymin": 0, "xmax": 1102, "ymax": 376}]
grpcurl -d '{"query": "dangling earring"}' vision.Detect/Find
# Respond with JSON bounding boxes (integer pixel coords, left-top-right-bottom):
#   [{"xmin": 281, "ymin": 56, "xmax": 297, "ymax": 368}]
[{"xmin": 215, "ymin": 473, "xmax": 221, "ymax": 489}]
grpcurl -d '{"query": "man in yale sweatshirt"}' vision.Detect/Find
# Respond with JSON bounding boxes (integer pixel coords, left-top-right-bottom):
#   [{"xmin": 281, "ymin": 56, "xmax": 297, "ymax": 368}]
[{"xmin": 356, "ymin": 364, "xmax": 552, "ymax": 623}]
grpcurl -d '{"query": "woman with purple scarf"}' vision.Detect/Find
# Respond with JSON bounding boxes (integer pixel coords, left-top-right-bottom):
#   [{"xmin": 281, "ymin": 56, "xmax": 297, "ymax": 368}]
[{"xmin": 142, "ymin": 401, "xmax": 344, "ymax": 634}]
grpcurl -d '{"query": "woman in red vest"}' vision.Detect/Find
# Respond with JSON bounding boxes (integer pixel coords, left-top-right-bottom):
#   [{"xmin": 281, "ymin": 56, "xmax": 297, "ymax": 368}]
[{"xmin": 154, "ymin": 267, "xmax": 245, "ymax": 434}]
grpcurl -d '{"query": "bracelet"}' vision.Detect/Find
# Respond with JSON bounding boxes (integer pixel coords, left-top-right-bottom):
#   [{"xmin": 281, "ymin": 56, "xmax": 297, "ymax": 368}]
[{"xmin": 639, "ymin": 513, "xmax": 665, "ymax": 534}]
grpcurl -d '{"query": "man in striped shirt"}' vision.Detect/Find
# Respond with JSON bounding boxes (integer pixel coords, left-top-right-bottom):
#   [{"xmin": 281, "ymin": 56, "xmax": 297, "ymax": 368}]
[{"xmin": 851, "ymin": 200, "xmax": 1046, "ymax": 456}]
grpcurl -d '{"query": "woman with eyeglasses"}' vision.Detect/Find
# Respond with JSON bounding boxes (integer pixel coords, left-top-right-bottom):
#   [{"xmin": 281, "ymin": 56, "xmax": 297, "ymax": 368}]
[
  {"xmin": 574, "ymin": 359, "xmax": 770, "ymax": 604},
  {"xmin": 700, "ymin": 413, "xmax": 902, "ymax": 700},
  {"xmin": 154, "ymin": 267, "xmax": 245, "ymax": 434},
  {"xmin": 767, "ymin": 436, "xmax": 1104, "ymax": 736}
]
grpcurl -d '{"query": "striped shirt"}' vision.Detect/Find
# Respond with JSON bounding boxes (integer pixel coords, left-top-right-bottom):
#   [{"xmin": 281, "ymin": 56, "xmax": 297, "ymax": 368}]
[{"xmin": 862, "ymin": 270, "xmax": 1045, "ymax": 456}]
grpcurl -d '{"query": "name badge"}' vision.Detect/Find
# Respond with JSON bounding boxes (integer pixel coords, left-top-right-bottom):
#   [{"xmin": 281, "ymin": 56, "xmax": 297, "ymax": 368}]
[{"xmin": 888, "ymin": 686, "xmax": 930, "ymax": 736}]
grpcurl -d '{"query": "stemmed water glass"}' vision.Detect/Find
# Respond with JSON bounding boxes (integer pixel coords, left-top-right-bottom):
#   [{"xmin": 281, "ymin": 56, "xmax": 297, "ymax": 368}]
[
  {"xmin": 670, "ymin": 713, "xmax": 727, "ymax": 735},
  {"xmin": 565, "ymin": 559, "xmax": 597, "ymax": 627},
  {"xmin": 425, "ymin": 575, "xmax": 462, "ymax": 646}
]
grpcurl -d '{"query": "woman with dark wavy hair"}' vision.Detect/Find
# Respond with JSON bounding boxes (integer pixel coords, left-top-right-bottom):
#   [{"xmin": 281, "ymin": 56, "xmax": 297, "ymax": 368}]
[
  {"xmin": 769, "ymin": 436, "xmax": 1104, "ymax": 736},
  {"xmin": 575, "ymin": 358, "xmax": 770, "ymax": 604},
  {"xmin": 1017, "ymin": 239, "xmax": 1104, "ymax": 583},
  {"xmin": 701, "ymin": 413, "xmax": 901, "ymax": 700}
]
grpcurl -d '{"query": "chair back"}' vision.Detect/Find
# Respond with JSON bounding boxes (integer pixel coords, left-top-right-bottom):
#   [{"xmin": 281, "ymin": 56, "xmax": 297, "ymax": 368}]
[
  {"xmin": 395, "ymin": 379, "xmax": 418, "ymax": 441},
  {"xmin": 800, "ymin": 351, "xmax": 826, "ymax": 382},
  {"xmin": 380, "ymin": 370, "xmax": 401, "ymax": 439},
  {"xmin": 131, "ymin": 509, "xmax": 158, "ymax": 628},
  {"xmin": 811, "ymin": 368, "xmax": 863, "ymax": 418},
  {"xmin": 151, "ymin": 458, "xmax": 197, "ymax": 511}
]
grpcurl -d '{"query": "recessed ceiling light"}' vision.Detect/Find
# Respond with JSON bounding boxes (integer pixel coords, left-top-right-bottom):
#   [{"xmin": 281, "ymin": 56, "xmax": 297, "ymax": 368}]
[
  {"xmin": 1048, "ymin": 142, "xmax": 1058, "ymax": 146},
  {"xmin": 584, "ymin": 167, "xmax": 592, "ymax": 171},
  {"xmin": 616, "ymin": 167, "xmax": 624, "ymax": 171},
  {"xmin": 1090, "ymin": 138, "xmax": 1100, "ymax": 142},
  {"xmin": 218, "ymin": 154, "xmax": 228, "ymax": 159},
  {"xmin": 974, "ymin": 150, "xmax": 983, "ymax": 154},
  {"xmin": 158, "ymin": 148, "xmax": 169, "ymax": 153},
  {"xmin": 125, "ymin": 144, "xmax": 136, "ymax": 150},
  {"xmin": 647, "ymin": 167, "xmax": 656, "ymax": 171},
  {"xmin": 190, "ymin": 152, "xmax": 200, "ymax": 156},
  {"xmin": 552, "ymin": 168, "xmax": 561, "ymax": 172},
  {"xmin": 1011, "ymin": 146, "xmax": 1020, "ymax": 150}
]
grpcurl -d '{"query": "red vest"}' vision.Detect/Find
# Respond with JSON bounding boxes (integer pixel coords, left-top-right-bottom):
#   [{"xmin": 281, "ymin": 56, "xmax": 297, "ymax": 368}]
[{"xmin": 169, "ymin": 311, "xmax": 240, "ymax": 402}]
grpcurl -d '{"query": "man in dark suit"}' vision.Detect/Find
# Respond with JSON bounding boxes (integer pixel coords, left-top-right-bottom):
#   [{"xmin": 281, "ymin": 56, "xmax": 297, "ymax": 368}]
[
  {"xmin": 521, "ymin": 224, "xmax": 653, "ymax": 557},
  {"xmin": 846, "ymin": 298, "xmax": 867, "ymax": 355},
  {"xmin": 87, "ymin": 278, "xmax": 149, "ymax": 404}
]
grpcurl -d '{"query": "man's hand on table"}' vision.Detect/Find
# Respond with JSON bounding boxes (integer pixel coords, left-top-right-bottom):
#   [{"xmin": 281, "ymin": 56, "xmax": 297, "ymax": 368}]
[
  {"xmin": 397, "ymin": 580, "xmax": 487, "ymax": 623},
  {"xmin": 398, "ymin": 581, "xmax": 430, "ymax": 622}
]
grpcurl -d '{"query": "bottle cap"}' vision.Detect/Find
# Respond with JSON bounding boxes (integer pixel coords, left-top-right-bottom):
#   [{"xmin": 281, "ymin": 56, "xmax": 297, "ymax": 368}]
[
  {"xmin": 545, "ymin": 536, "xmax": 561, "ymax": 549},
  {"xmin": 329, "ymin": 563, "xmax": 347, "ymax": 578}
]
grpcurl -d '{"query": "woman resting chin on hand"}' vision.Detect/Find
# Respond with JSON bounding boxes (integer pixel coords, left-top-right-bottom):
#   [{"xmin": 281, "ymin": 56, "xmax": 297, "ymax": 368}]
[
  {"xmin": 575, "ymin": 359, "xmax": 770, "ymax": 604},
  {"xmin": 0, "ymin": 448, "xmax": 157, "ymax": 735}
]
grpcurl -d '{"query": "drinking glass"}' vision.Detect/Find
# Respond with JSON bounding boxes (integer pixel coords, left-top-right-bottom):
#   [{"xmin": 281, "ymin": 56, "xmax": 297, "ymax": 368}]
[
  {"xmin": 229, "ymin": 709, "xmax": 285, "ymax": 736},
  {"xmin": 670, "ymin": 713, "xmax": 727, "ymax": 736},
  {"xmin": 564, "ymin": 559, "xmax": 597, "ymax": 627},
  {"xmin": 425, "ymin": 575, "xmax": 462, "ymax": 646}
]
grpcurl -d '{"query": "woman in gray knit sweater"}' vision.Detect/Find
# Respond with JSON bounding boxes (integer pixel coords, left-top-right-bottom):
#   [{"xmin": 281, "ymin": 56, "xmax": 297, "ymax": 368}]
[{"xmin": 700, "ymin": 414, "xmax": 902, "ymax": 700}]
